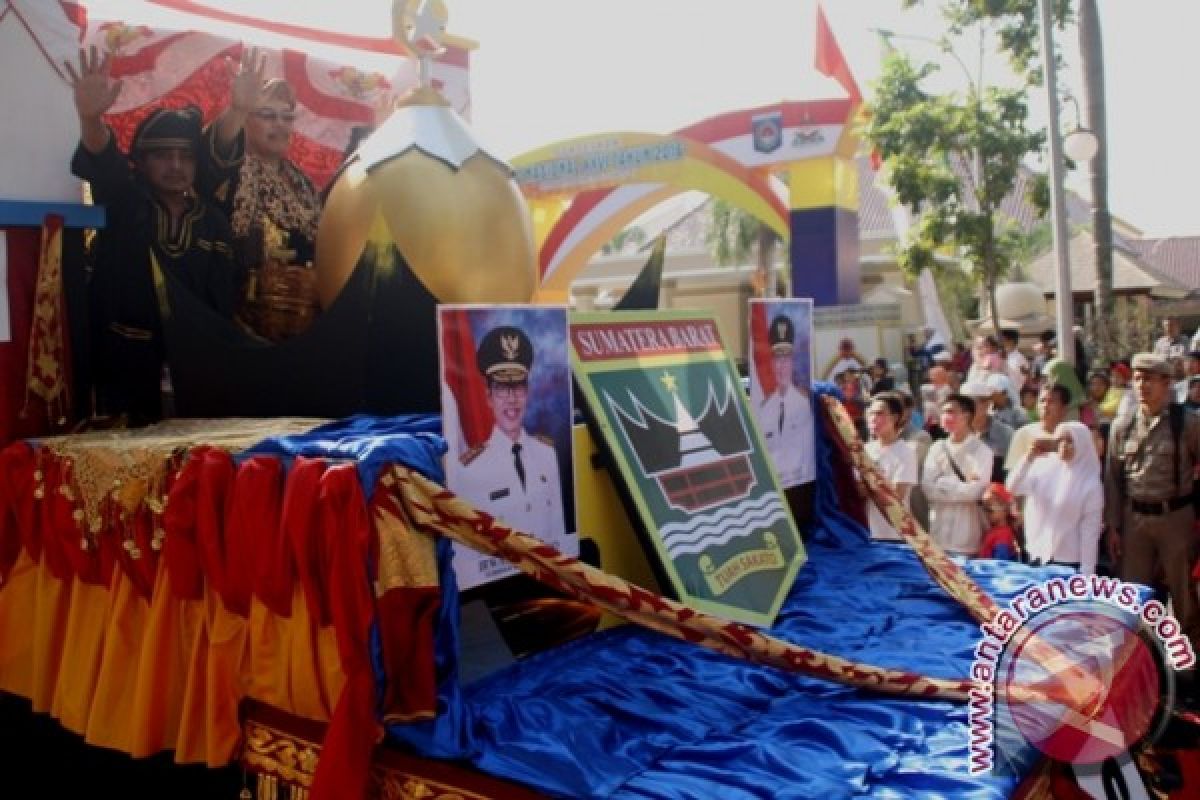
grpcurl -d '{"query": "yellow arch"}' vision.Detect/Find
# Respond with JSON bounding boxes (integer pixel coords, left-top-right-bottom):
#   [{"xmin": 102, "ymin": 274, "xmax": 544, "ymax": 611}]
[{"xmin": 511, "ymin": 132, "xmax": 790, "ymax": 297}]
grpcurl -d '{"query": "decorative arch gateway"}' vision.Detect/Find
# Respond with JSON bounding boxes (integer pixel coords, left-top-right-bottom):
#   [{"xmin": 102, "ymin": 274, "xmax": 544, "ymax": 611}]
[{"xmin": 513, "ymin": 98, "xmax": 864, "ymax": 306}]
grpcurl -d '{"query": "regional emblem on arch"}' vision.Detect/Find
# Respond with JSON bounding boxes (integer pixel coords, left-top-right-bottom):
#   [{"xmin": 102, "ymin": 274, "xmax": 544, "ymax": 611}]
[{"xmin": 751, "ymin": 111, "xmax": 784, "ymax": 154}]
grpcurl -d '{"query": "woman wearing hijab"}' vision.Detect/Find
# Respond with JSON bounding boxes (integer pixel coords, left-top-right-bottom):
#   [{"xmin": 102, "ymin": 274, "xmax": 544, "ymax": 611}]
[{"xmin": 1005, "ymin": 420, "xmax": 1104, "ymax": 573}]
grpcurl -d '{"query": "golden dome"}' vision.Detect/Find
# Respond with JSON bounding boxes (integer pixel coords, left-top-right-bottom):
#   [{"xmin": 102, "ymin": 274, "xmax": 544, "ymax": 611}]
[{"xmin": 315, "ymin": 89, "xmax": 537, "ymax": 308}]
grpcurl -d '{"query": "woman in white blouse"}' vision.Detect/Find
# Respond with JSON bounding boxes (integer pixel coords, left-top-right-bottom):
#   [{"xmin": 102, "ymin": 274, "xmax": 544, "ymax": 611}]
[
  {"xmin": 864, "ymin": 394, "xmax": 918, "ymax": 541},
  {"xmin": 922, "ymin": 394, "xmax": 994, "ymax": 555},
  {"xmin": 1005, "ymin": 420, "xmax": 1104, "ymax": 573}
]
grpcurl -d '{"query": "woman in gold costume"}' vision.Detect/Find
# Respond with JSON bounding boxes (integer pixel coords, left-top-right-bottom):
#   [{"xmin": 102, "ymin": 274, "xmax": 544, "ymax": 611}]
[{"xmin": 203, "ymin": 48, "xmax": 322, "ymax": 341}]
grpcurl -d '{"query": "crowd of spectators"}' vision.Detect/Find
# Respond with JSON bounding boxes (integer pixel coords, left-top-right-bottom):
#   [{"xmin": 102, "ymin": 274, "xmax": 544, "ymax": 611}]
[{"xmin": 837, "ymin": 318, "xmax": 1200, "ymax": 673}]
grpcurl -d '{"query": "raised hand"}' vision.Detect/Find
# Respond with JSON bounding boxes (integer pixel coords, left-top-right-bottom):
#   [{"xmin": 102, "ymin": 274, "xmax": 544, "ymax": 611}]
[
  {"xmin": 372, "ymin": 92, "xmax": 396, "ymax": 128},
  {"xmin": 64, "ymin": 46, "xmax": 122, "ymax": 120},
  {"xmin": 229, "ymin": 46, "xmax": 268, "ymax": 113}
]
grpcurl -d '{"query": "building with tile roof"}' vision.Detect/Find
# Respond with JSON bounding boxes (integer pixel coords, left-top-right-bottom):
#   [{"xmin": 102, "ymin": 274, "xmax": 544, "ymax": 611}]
[
  {"xmin": 1125, "ymin": 237, "xmax": 1200, "ymax": 319},
  {"xmin": 1024, "ymin": 232, "xmax": 1191, "ymax": 301}
]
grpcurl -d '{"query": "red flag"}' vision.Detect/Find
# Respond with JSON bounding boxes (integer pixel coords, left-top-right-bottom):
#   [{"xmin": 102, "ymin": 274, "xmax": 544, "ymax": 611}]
[
  {"xmin": 440, "ymin": 310, "xmax": 492, "ymax": 450},
  {"xmin": 58, "ymin": 2, "xmax": 89, "ymax": 39},
  {"xmin": 751, "ymin": 303, "xmax": 777, "ymax": 398},
  {"xmin": 815, "ymin": 2, "xmax": 861, "ymax": 102}
]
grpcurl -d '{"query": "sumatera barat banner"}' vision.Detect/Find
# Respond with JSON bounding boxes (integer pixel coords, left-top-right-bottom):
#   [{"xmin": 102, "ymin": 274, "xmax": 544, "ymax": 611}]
[{"xmin": 569, "ymin": 310, "xmax": 804, "ymax": 627}]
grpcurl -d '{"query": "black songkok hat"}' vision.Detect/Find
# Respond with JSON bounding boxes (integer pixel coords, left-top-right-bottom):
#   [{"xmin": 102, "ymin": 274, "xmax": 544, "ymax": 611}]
[
  {"xmin": 131, "ymin": 105, "xmax": 203, "ymax": 155},
  {"xmin": 476, "ymin": 326, "xmax": 533, "ymax": 383},
  {"xmin": 768, "ymin": 314, "xmax": 795, "ymax": 355}
]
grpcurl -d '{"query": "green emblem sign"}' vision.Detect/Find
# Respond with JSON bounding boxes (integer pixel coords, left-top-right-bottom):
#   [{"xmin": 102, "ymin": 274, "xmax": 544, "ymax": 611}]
[{"xmin": 569, "ymin": 310, "xmax": 805, "ymax": 627}]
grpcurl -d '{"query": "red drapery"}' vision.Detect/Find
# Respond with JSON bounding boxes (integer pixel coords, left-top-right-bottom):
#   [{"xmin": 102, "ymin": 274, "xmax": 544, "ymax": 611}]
[
  {"xmin": 0, "ymin": 229, "xmax": 45, "ymax": 446},
  {"xmin": 0, "ymin": 437, "xmax": 441, "ymax": 792}
]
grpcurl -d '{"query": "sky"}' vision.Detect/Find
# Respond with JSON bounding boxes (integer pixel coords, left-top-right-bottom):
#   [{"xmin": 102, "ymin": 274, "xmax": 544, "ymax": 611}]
[{"xmin": 196, "ymin": 1, "xmax": 1200, "ymax": 239}]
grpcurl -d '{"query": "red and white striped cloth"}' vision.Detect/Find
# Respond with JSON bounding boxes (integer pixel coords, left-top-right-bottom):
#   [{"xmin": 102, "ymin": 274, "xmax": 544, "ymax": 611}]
[{"xmin": 6, "ymin": 0, "xmax": 472, "ymax": 189}]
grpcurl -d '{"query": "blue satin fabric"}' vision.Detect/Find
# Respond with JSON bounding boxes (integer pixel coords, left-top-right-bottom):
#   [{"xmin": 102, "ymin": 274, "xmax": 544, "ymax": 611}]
[
  {"xmin": 238, "ymin": 405, "xmax": 1047, "ymax": 797},
  {"xmin": 239, "ymin": 413, "xmax": 445, "ymax": 487},
  {"xmin": 455, "ymin": 387, "xmax": 1043, "ymax": 798},
  {"xmin": 807, "ymin": 382, "xmax": 871, "ymax": 550},
  {"xmin": 459, "ymin": 554, "xmax": 1043, "ymax": 798}
]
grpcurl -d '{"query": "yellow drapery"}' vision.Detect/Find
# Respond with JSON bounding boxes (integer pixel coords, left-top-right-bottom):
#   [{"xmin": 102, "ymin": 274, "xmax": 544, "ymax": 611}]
[{"xmin": 0, "ymin": 548, "xmax": 344, "ymax": 765}]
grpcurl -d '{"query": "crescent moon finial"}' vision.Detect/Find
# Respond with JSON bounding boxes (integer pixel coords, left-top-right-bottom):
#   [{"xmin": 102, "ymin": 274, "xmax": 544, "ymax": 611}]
[{"xmin": 392, "ymin": 0, "xmax": 448, "ymax": 88}]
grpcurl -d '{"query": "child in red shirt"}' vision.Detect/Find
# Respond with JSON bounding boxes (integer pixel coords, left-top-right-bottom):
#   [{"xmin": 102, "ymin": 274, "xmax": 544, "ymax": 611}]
[{"xmin": 978, "ymin": 483, "xmax": 1020, "ymax": 561}]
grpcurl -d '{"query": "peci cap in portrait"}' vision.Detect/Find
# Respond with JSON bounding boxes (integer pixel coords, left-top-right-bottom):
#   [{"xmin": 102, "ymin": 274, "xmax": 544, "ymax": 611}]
[
  {"xmin": 768, "ymin": 314, "xmax": 795, "ymax": 356},
  {"xmin": 477, "ymin": 325, "xmax": 533, "ymax": 383}
]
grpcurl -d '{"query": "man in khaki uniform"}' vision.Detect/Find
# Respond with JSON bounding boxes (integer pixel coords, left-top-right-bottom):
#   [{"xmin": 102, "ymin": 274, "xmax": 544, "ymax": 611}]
[{"xmin": 1106, "ymin": 352, "xmax": 1200, "ymax": 650}]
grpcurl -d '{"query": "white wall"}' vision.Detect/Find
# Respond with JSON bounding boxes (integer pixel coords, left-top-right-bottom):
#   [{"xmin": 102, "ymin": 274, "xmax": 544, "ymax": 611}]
[{"xmin": 0, "ymin": 14, "xmax": 85, "ymax": 203}]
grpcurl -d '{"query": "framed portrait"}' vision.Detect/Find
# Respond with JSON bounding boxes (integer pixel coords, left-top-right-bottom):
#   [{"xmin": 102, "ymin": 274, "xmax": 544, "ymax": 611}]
[
  {"xmin": 438, "ymin": 304, "xmax": 576, "ymax": 590},
  {"xmin": 748, "ymin": 299, "xmax": 815, "ymax": 489}
]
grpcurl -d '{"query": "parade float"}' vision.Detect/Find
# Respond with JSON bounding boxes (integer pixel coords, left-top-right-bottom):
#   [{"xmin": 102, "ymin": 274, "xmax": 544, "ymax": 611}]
[{"xmin": 0, "ymin": 2, "xmax": 1187, "ymax": 798}]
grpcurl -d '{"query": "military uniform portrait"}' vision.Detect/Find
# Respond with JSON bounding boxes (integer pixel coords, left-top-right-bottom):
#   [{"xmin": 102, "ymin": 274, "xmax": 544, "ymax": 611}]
[
  {"xmin": 439, "ymin": 307, "xmax": 575, "ymax": 590},
  {"xmin": 748, "ymin": 300, "xmax": 816, "ymax": 488}
]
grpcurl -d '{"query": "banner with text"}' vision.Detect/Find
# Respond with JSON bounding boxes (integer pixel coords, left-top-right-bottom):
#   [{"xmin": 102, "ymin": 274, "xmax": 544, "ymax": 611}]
[{"xmin": 569, "ymin": 310, "xmax": 804, "ymax": 627}]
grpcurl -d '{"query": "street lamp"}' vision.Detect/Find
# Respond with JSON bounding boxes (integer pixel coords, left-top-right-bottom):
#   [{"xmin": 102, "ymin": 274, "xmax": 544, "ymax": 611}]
[
  {"xmin": 1062, "ymin": 95, "xmax": 1101, "ymax": 163},
  {"xmin": 1064, "ymin": 127, "xmax": 1100, "ymax": 163}
]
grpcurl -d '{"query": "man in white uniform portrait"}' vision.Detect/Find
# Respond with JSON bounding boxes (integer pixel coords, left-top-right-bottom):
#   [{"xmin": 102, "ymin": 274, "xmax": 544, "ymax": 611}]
[
  {"xmin": 453, "ymin": 325, "xmax": 565, "ymax": 541},
  {"xmin": 757, "ymin": 314, "xmax": 815, "ymax": 487}
]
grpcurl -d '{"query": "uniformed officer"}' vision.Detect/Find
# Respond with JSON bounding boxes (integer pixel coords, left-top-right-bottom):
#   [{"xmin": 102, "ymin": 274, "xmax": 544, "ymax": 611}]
[
  {"xmin": 757, "ymin": 314, "xmax": 815, "ymax": 486},
  {"xmin": 1105, "ymin": 352, "xmax": 1200, "ymax": 650},
  {"xmin": 451, "ymin": 326, "xmax": 565, "ymax": 543}
]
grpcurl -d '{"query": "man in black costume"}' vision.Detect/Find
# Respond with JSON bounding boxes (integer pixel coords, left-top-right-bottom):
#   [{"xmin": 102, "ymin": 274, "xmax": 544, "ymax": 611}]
[{"xmin": 67, "ymin": 47, "xmax": 242, "ymax": 423}]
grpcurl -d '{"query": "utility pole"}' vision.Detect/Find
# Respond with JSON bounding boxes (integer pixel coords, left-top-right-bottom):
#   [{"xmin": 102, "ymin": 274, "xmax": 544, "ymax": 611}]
[{"xmin": 1038, "ymin": 0, "xmax": 1074, "ymax": 366}]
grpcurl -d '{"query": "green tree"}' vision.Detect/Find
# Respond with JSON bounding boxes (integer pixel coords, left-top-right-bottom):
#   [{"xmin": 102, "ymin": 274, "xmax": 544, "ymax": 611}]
[
  {"xmin": 706, "ymin": 199, "xmax": 782, "ymax": 297},
  {"xmin": 867, "ymin": 1, "xmax": 1079, "ymax": 335},
  {"xmin": 933, "ymin": 1, "xmax": 1072, "ymax": 84},
  {"xmin": 864, "ymin": 15, "xmax": 1052, "ymax": 336},
  {"xmin": 601, "ymin": 225, "xmax": 647, "ymax": 255},
  {"xmin": 942, "ymin": 1, "xmax": 1113, "ymax": 359}
]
